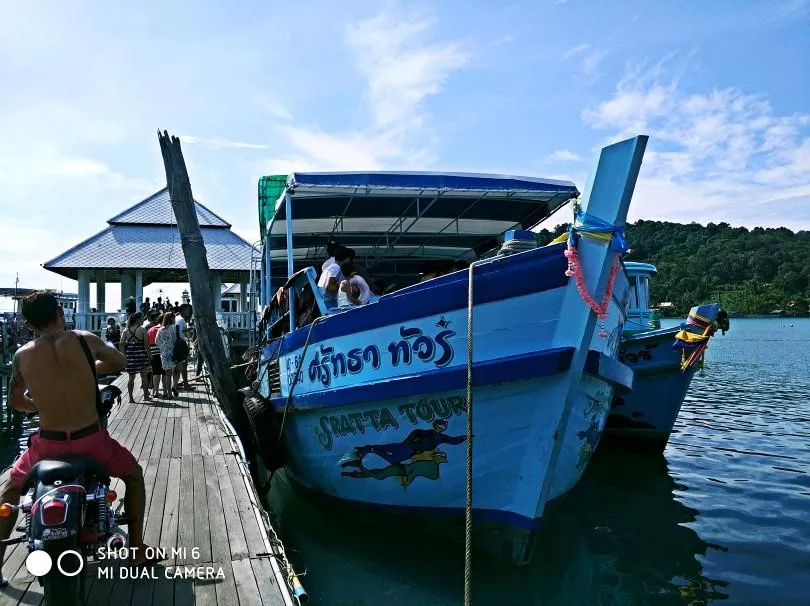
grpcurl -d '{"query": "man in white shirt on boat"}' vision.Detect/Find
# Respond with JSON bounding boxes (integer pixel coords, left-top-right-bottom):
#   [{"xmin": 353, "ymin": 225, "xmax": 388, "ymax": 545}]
[
  {"xmin": 318, "ymin": 245, "xmax": 354, "ymax": 307},
  {"xmin": 321, "ymin": 239, "xmax": 339, "ymax": 274}
]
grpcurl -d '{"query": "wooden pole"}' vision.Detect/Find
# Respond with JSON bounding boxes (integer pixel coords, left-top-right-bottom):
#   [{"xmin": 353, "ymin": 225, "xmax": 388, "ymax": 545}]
[{"xmin": 157, "ymin": 130, "xmax": 239, "ymax": 415}]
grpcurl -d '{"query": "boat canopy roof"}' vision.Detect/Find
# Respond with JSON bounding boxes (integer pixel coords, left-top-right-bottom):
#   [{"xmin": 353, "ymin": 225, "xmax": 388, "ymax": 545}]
[
  {"xmin": 262, "ymin": 171, "xmax": 579, "ymax": 285},
  {"xmin": 623, "ymin": 261, "xmax": 657, "ymax": 277}
]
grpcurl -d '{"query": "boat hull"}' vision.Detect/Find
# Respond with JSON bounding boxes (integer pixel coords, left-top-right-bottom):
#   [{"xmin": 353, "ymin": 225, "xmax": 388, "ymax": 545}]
[
  {"xmin": 604, "ymin": 327, "xmax": 696, "ymax": 450},
  {"xmin": 604, "ymin": 303, "xmax": 722, "ymax": 452},
  {"xmin": 257, "ymin": 245, "xmax": 632, "ymax": 563},
  {"xmin": 278, "ymin": 368, "xmax": 616, "ymax": 563}
]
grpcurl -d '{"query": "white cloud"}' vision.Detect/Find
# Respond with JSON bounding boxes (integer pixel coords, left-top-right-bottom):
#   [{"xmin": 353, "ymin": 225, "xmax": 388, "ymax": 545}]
[
  {"xmin": 775, "ymin": 0, "xmax": 810, "ymax": 19},
  {"xmin": 547, "ymin": 150, "xmax": 583, "ymax": 162},
  {"xmin": 562, "ymin": 43, "xmax": 589, "ymax": 59},
  {"xmin": 181, "ymin": 136, "xmax": 269, "ymax": 150},
  {"xmin": 259, "ymin": 3, "xmax": 468, "ymax": 173},
  {"xmin": 345, "ymin": 4, "xmax": 468, "ymax": 129},
  {"xmin": 256, "ymin": 96, "xmax": 293, "ymax": 121},
  {"xmin": 562, "ymin": 43, "xmax": 608, "ymax": 79},
  {"xmin": 580, "ymin": 56, "xmax": 810, "ymax": 229},
  {"xmin": 582, "ymin": 49, "xmax": 609, "ymax": 76}
]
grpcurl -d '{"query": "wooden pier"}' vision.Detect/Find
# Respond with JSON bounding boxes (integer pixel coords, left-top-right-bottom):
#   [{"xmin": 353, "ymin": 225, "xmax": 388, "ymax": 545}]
[{"xmin": 0, "ymin": 372, "xmax": 297, "ymax": 606}]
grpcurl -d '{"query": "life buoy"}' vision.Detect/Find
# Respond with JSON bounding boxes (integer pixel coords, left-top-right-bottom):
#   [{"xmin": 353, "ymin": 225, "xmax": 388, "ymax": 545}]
[{"xmin": 238, "ymin": 387, "xmax": 285, "ymax": 472}]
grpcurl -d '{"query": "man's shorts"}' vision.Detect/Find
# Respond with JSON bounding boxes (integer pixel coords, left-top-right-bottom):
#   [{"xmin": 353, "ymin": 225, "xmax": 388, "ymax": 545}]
[{"xmin": 10, "ymin": 428, "xmax": 137, "ymax": 487}]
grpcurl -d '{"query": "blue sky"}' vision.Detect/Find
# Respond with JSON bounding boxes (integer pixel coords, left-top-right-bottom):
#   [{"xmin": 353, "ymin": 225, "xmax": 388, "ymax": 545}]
[{"xmin": 1, "ymin": 0, "xmax": 808, "ymax": 307}]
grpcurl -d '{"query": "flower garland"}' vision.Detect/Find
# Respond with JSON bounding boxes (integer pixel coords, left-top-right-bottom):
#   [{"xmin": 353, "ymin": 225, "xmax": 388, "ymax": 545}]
[{"xmin": 564, "ymin": 245, "xmax": 622, "ymax": 337}]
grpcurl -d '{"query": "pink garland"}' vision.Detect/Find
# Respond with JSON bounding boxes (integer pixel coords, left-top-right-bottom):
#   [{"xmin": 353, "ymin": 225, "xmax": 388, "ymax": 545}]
[{"xmin": 564, "ymin": 245, "xmax": 621, "ymax": 337}]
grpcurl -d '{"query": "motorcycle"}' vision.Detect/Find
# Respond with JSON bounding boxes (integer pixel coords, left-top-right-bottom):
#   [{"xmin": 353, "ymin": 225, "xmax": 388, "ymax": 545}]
[{"xmin": 0, "ymin": 372, "xmax": 130, "ymax": 606}]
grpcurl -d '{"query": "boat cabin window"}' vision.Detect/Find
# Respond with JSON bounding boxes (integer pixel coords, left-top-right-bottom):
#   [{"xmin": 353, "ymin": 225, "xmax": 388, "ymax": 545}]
[
  {"xmin": 638, "ymin": 276, "xmax": 650, "ymax": 309},
  {"xmin": 638, "ymin": 276, "xmax": 650, "ymax": 310},
  {"xmin": 629, "ymin": 280, "xmax": 639, "ymax": 311}
]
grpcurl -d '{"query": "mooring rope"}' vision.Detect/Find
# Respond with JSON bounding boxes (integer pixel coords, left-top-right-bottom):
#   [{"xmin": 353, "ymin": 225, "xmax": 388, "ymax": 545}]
[
  {"xmin": 278, "ymin": 315, "xmax": 327, "ymax": 440},
  {"xmin": 464, "ymin": 259, "xmax": 485, "ymax": 606}
]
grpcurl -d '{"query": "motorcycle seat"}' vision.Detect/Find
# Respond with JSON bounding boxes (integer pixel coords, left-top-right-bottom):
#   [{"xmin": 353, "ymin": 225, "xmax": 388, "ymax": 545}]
[{"xmin": 22, "ymin": 456, "xmax": 110, "ymax": 492}]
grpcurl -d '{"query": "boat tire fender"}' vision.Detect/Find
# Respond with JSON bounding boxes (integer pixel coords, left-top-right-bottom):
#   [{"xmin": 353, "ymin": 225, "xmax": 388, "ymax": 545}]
[{"xmin": 238, "ymin": 387, "xmax": 285, "ymax": 472}]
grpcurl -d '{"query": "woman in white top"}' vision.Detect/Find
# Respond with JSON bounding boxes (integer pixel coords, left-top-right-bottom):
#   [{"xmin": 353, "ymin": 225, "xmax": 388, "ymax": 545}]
[
  {"xmin": 318, "ymin": 245, "xmax": 355, "ymax": 304},
  {"xmin": 338, "ymin": 261, "xmax": 371, "ymax": 306}
]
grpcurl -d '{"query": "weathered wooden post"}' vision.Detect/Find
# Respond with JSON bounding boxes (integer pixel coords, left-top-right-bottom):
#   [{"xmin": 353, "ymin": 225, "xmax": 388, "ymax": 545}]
[{"xmin": 157, "ymin": 130, "xmax": 239, "ymax": 414}]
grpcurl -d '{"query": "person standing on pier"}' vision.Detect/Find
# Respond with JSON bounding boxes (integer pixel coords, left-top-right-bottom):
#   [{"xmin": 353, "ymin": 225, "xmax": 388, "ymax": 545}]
[
  {"xmin": 119, "ymin": 313, "xmax": 151, "ymax": 402},
  {"xmin": 105, "ymin": 317, "xmax": 121, "ymax": 347},
  {"xmin": 156, "ymin": 312, "xmax": 179, "ymax": 398},
  {"xmin": 0, "ymin": 291, "xmax": 157, "ymax": 585},
  {"xmin": 174, "ymin": 304, "xmax": 193, "ymax": 391}
]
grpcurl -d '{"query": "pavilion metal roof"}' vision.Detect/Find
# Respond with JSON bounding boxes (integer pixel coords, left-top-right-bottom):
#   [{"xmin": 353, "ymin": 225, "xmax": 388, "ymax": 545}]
[
  {"xmin": 108, "ymin": 188, "xmax": 231, "ymax": 227},
  {"xmin": 43, "ymin": 188, "xmax": 254, "ymax": 283}
]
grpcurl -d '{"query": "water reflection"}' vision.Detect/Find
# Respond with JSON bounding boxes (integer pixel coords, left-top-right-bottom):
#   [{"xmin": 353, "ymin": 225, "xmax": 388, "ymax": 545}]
[
  {"xmin": 566, "ymin": 448, "xmax": 730, "ymax": 604},
  {"xmin": 267, "ymin": 447, "xmax": 729, "ymax": 605}
]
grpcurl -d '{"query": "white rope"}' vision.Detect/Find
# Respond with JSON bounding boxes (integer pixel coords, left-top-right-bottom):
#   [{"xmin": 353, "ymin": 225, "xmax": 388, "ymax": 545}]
[{"xmin": 498, "ymin": 238, "xmax": 537, "ymax": 256}]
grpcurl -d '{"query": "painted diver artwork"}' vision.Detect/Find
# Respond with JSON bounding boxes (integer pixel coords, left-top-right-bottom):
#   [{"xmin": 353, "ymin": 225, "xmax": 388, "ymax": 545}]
[{"xmin": 340, "ymin": 419, "xmax": 466, "ymax": 487}]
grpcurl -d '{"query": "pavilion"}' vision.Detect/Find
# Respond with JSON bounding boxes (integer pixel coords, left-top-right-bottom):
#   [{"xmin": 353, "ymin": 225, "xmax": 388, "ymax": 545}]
[{"xmin": 42, "ymin": 188, "xmax": 257, "ymax": 332}]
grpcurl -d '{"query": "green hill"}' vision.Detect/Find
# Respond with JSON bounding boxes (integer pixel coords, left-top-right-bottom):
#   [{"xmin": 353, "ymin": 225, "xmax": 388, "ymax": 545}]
[{"xmin": 536, "ymin": 220, "xmax": 810, "ymax": 316}]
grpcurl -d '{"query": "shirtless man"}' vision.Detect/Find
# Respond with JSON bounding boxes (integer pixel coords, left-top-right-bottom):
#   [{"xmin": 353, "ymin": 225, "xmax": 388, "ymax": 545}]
[{"xmin": 0, "ymin": 291, "xmax": 153, "ymax": 585}]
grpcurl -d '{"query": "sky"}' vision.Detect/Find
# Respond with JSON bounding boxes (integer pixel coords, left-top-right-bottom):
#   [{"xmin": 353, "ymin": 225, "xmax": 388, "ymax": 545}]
[{"xmin": 0, "ymin": 0, "xmax": 808, "ymax": 308}]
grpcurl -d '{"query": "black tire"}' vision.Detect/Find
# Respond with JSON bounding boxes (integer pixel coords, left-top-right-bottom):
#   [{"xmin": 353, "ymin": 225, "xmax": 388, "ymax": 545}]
[
  {"xmin": 42, "ymin": 538, "xmax": 86, "ymax": 606},
  {"xmin": 239, "ymin": 387, "xmax": 285, "ymax": 471}
]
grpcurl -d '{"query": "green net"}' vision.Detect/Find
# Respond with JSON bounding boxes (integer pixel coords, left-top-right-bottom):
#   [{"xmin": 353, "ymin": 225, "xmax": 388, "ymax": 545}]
[{"xmin": 258, "ymin": 174, "xmax": 288, "ymax": 241}]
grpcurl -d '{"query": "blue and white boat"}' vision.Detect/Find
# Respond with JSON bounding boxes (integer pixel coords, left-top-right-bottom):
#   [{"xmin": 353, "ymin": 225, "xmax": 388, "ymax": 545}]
[
  {"xmin": 603, "ymin": 262, "xmax": 729, "ymax": 451},
  {"xmin": 248, "ymin": 136, "xmax": 647, "ymax": 564}
]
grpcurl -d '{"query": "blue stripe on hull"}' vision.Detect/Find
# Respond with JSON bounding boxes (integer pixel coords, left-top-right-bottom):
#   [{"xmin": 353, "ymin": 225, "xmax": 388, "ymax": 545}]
[
  {"xmin": 277, "ymin": 243, "xmax": 569, "ymax": 354},
  {"xmin": 270, "ymin": 347, "xmax": 575, "ymax": 411}
]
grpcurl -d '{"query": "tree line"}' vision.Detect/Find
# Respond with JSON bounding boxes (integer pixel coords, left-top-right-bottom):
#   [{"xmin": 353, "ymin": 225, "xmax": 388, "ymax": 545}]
[{"xmin": 536, "ymin": 220, "xmax": 810, "ymax": 316}]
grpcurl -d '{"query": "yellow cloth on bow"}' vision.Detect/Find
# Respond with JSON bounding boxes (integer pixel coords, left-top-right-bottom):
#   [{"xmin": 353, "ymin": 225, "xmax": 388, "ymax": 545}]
[{"xmin": 674, "ymin": 329, "xmax": 711, "ymax": 344}]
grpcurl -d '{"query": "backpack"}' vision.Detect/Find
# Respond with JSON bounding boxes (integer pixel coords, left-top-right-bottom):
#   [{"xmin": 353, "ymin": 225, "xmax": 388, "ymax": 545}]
[{"xmin": 172, "ymin": 324, "xmax": 190, "ymax": 363}]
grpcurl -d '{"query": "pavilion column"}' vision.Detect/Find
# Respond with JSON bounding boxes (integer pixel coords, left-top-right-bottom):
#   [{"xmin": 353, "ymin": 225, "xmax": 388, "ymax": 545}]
[
  {"xmin": 95, "ymin": 270, "xmax": 106, "ymax": 313},
  {"xmin": 134, "ymin": 270, "xmax": 143, "ymax": 310},
  {"xmin": 120, "ymin": 273, "xmax": 135, "ymax": 311},
  {"xmin": 77, "ymin": 270, "xmax": 91, "ymax": 330},
  {"xmin": 211, "ymin": 272, "xmax": 222, "ymax": 314},
  {"xmin": 239, "ymin": 280, "xmax": 248, "ymax": 312}
]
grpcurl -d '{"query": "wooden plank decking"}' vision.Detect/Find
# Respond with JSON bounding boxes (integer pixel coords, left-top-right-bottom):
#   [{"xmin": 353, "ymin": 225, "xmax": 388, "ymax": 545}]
[{"xmin": 0, "ymin": 373, "xmax": 295, "ymax": 606}]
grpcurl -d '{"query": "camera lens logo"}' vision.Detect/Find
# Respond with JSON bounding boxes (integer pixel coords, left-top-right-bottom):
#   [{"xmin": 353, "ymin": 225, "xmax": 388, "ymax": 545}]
[
  {"xmin": 25, "ymin": 551, "xmax": 52, "ymax": 576},
  {"xmin": 25, "ymin": 550, "xmax": 84, "ymax": 577}
]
